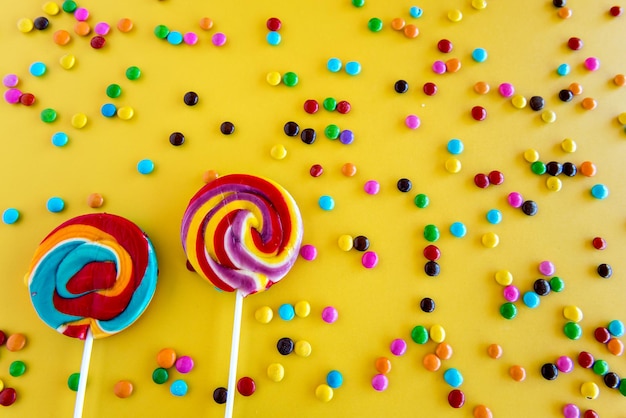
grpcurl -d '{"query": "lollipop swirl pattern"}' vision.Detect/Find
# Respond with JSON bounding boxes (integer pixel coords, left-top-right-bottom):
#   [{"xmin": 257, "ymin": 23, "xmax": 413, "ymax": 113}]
[
  {"xmin": 26, "ymin": 214, "xmax": 158, "ymax": 340},
  {"xmin": 181, "ymin": 174, "xmax": 303, "ymax": 297}
]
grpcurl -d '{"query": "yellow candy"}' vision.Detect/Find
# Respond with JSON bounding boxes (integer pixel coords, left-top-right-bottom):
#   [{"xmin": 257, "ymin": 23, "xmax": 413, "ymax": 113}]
[
  {"xmin": 511, "ymin": 94, "xmax": 527, "ymax": 109},
  {"xmin": 267, "ymin": 363, "xmax": 285, "ymax": 382},
  {"xmin": 315, "ymin": 384, "xmax": 334, "ymax": 402},
  {"xmin": 581, "ymin": 381, "xmax": 599, "ymax": 399},
  {"xmin": 266, "ymin": 71, "xmax": 281, "ymax": 86},
  {"xmin": 524, "ymin": 148, "xmax": 539, "ymax": 163},
  {"xmin": 337, "ymin": 234, "xmax": 354, "ymax": 251},
  {"xmin": 254, "ymin": 306, "xmax": 273, "ymax": 323},
  {"xmin": 541, "ymin": 109, "xmax": 557, "ymax": 123},
  {"xmin": 59, "ymin": 54, "xmax": 76, "ymax": 70},
  {"xmin": 561, "ymin": 138, "xmax": 577, "ymax": 153},
  {"xmin": 448, "ymin": 9, "xmax": 463, "ymax": 22},
  {"xmin": 495, "ymin": 270, "xmax": 513, "ymax": 286},
  {"xmin": 430, "ymin": 324, "xmax": 446, "ymax": 343},
  {"xmin": 43, "ymin": 1, "xmax": 60, "ymax": 15},
  {"xmin": 295, "ymin": 340, "xmax": 312, "ymax": 357},
  {"xmin": 445, "ymin": 157, "xmax": 462, "ymax": 173},
  {"xmin": 563, "ymin": 305, "xmax": 583, "ymax": 322},
  {"xmin": 17, "ymin": 18, "xmax": 34, "ymax": 33},
  {"xmin": 270, "ymin": 144, "xmax": 287, "ymax": 160},
  {"xmin": 472, "ymin": 0, "xmax": 488, "ymax": 10},
  {"xmin": 294, "ymin": 300, "xmax": 311, "ymax": 318},
  {"xmin": 482, "ymin": 232, "xmax": 499, "ymax": 248},
  {"xmin": 71, "ymin": 113, "xmax": 88, "ymax": 129},
  {"xmin": 117, "ymin": 106, "xmax": 134, "ymax": 120},
  {"xmin": 546, "ymin": 177, "xmax": 562, "ymax": 192},
  {"xmin": 0, "ymin": 378, "xmax": 4, "ymax": 391},
  {"xmin": 617, "ymin": 112, "xmax": 626, "ymax": 125}
]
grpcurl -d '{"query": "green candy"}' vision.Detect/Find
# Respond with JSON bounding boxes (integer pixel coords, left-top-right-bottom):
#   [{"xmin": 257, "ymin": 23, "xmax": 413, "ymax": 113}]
[
  {"xmin": 423, "ymin": 224, "xmax": 440, "ymax": 242},
  {"xmin": 414, "ymin": 194, "xmax": 429, "ymax": 208},
  {"xmin": 563, "ymin": 321, "xmax": 582, "ymax": 340},
  {"xmin": 500, "ymin": 302, "xmax": 517, "ymax": 320},
  {"xmin": 411, "ymin": 325, "xmax": 429, "ymax": 344}
]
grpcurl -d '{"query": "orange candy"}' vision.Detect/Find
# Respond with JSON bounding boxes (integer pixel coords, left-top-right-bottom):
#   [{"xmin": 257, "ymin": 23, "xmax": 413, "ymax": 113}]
[
  {"xmin": 423, "ymin": 353, "xmax": 441, "ymax": 371},
  {"xmin": 375, "ymin": 357, "xmax": 392, "ymax": 374},
  {"xmin": 156, "ymin": 348, "xmax": 177, "ymax": 368},
  {"xmin": 202, "ymin": 169, "xmax": 220, "ymax": 183},
  {"xmin": 341, "ymin": 162, "xmax": 357, "ymax": 177},
  {"xmin": 614, "ymin": 74, "xmax": 626, "ymax": 87},
  {"xmin": 435, "ymin": 342, "xmax": 453, "ymax": 360},
  {"xmin": 558, "ymin": 7, "xmax": 572, "ymax": 19},
  {"xmin": 569, "ymin": 82, "xmax": 583, "ymax": 95},
  {"xmin": 487, "ymin": 343, "xmax": 502, "ymax": 359},
  {"xmin": 580, "ymin": 161, "xmax": 597, "ymax": 177},
  {"xmin": 473, "ymin": 404, "xmax": 493, "ymax": 418},
  {"xmin": 6, "ymin": 333, "xmax": 26, "ymax": 352},
  {"xmin": 607, "ymin": 338, "xmax": 624, "ymax": 356},
  {"xmin": 113, "ymin": 380, "xmax": 134, "ymax": 398},
  {"xmin": 403, "ymin": 24, "xmax": 419, "ymax": 38},
  {"xmin": 581, "ymin": 97, "xmax": 597, "ymax": 110},
  {"xmin": 391, "ymin": 17, "xmax": 405, "ymax": 31},
  {"xmin": 87, "ymin": 193, "xmax": 104, "ymax": 208},
  {"xmin": 445, "ymin": 58, "xmax": 461, "ymax": 73},
  {"xmin": 474, "ymin": 81, "xmax": 490, "ymax": 94},
  {"xmin": 199, "ymin": 17, "xmax": 214, "ymax": 30},
  {"xmin": 117, "ymin": 18, "xmax": 134, "ymax": 33},
  {"xmin": 74, "ymin": 21, "xmax": 91, "ymax": 36},
  {"xmin": 509, "ymin": 365, "xmax": 527, "ymax": 381},
  {"xmin": 53, "ymin": 29, "xmax": 71, "ymax": 45}
]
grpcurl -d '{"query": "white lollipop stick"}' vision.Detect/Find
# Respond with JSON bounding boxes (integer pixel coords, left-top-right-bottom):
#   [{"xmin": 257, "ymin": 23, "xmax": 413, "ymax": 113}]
[
  {"xmin": 73, "ymin": 327, "xmax": 94, "ymax": 418},
  {"xmin": 224, "ymin": 290, "xmax": 244, "ymax": 418}
]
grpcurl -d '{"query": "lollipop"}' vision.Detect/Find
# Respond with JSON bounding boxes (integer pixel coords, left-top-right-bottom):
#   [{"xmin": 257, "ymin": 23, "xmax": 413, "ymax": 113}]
[
  {"xmin": 181, "ymin": 174, "xmax": 302, "ymax": 418},
  {"xmin": 25, "ymin": 213, "xmax": 158, "ymax": 418}
]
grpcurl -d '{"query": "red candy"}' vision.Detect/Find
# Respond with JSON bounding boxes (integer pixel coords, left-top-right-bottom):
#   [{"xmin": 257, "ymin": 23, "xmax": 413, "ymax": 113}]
[
  {"xmin": 471, "ymin": 106, "xmax": 487, "ymax": 121},
  {"xmin": 423, "ymin": 245, "xmax": 441, "ymax": 261},
  {"xmin": 488, "ymin": 170, "xmax": 504, "ymax": 185},
  {"xmin": 592, "ymin": 237, "xmax": 606, "ymax": 250},
  {"xmin": 236, "ymin": 376, "xmax": 256, "ymax": 396},
  {"xmin": 266, "ymin": 17, "xmax": 282, "ymax": 31},
  {"xmin": 309, "ymin": 164, "xmax": 323, "ymax": 177},
  {"xmin": 336, "ymin": 100, "xmax": 351, "ymax": 114},
  {"xmin": 19, "ymin": 93, "xmax": 36, "ymax": 106},
  {"xmin": 578, "ymin": 351, "xmax": 594, "ymax": 368},
  {"xmin": 0, "ymin": 388, "xmax": 17, "ymax": 406},
  {"xmin": 584, "ymin": 410, "xmax": 599, "ymax": 418},
  {"xmin": 423, "ymin": 82, "xmax": 437, "ymax": 96},
  {"xmin": 0, "ymin": 330, "xmax": 6, "ymax": 346},
  {"xmin": 303, "ymin": 99, "xmax": 319, "ymax": 114},
  {"xmin": 437, "ymin": 39, "xmax": 453, "ymax": 53},
  {"xmin": 609, "ymin": 6, "xmax": 623, "ymax": 17},
  {"xmin": 474, "ymin": 173, "xmax": 490, "ymax": 188},
  {"xmin": 594, "ymin": 327, "xmax": 611, "ymax": 344},
  {"xmin": 90, "ymin": 35, "xmax": 106, "ymax": 49},
  {"xmin": 447, "ymin": 389, "xmax": 465, "ymax": 408},
  {"xmin": 567, "ymin": 37, "xmax": 583, "ymax": 50}
]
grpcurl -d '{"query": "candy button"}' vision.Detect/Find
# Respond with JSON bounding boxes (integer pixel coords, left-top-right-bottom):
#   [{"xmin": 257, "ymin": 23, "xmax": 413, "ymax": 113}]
[
  {"xmin": 68, "ymin": 373, "xmax": 80, "ymax": 391},
  {"xmin": 409, "ymin": 6, "xmax": 423, "ymax": 17},
  {"xmin": 509, "ymin": 365, "xmax": 526, "ymax": 381},
  {"xmin": 486, "ymin": 209, "xmax": 502, "ymax": 224},
  {"xmin": 403, "ymin": 24, "xmax": 419, "ymax": 38},
  {"xmin": 487, "ymin": 344, "xmax": 503, "ymax": 359},
  {"xmin": 494, "ymin": 270, "xmax": 513, "ymax": 286},
  {"xmin": 444, "ymin": 368, "xmax": 463, "ymax": 388},
  {"xmin": 521, "ymin": 200, "xmax": 538, "ymax": 216},
  {"xmin": 430, "ymin": 324, "xmax": 446, "ymax": 343},
  {"xmin": 448, "ymin": 389, "xmax": 465, "ymax": 408},
  {"xmin": 541, "ymin": 110, "xmax": 557, "ymax": 123},
  {"xmin": 432, "ymin": 60, "xmax": 447, "ymax": 74},
  {"xmin": 522, "ymin": 291, "xmax": 540, "ymax": 308},
  {"xmin": 71, "ymin": 113, "xmax": 88, "ymax": 129},
  {"xmin": 564, "ymin": 322, "xmax": 582, "ymax": 340},
  {"xmin": 255, "ymin": 306, "xmax": 273, "ymax": 323},
  {"xmin": 511, "ymin": 94, "xmax": 527, "ymax": 109},
  {"xmin": 474, "ymin": 81, "xmax": 490, "ymax": 94},
  {"xmin": 608, "ymin": 320, "xmax": 625, "ymax": 337},
  {"xmin": 593, "ymin": 360, "xmax": 609, "ymax": 376},
  {"xmin": 213, "ymin": 387, "xmax": 227, "ymax": 404},
  {"xmin": 137, "ymin": 159, "xmax": 154, "ymax": 174},
  {"xmin": 362, "ymin": 251, "xmax": 378, "ymax": 268},
  {"xmin": 503, "ymin": 285, "xmax": 519, "ymax": 302},
  {"xmin": 237, "ymin": 377, "xmax": 255, "ymax": 396},
  {"xmin": 325, "ymin": 124, "xmax": 340, "ymax": 139},
  {"xmin": 118, "ymin": 18, "xmax": 134, "ymax": 33},
  {"xmin": 294, "ymin": 300, "xmax": 311, "ymax": 318},
  {"xmin": 43, "ymin": 2, "xmax": 60, "ymax": 15},
  {"xmin": 322, "ymin": 306, "xmax": 338, "ymax": 323},
  {"xmin": 278, "ymin": 303, "xmax": 295, "ymax": 320},
  {"xmin": 364, "ymin": 180, "xmax": 380, "ymax": 195},
  {"xmin": 472, "ymin": 48, "xmax": 488, "ymax": 63},
  {"xmin": 86, "ymin": 193, "xmax": 104, "ymax": 208},
  {"xmin": 338, "ymin": 235, "xmax": 354, "ymax": 251},
  {"xmin": 266, "ymin": 71, "xmax": 281, "ymax": 86},
  {"xmin": 445, "ymin": 158, "xmax": 462, "ymax": 173},
  {"xmin": 473, "ymin": 405, "xmax": 493, "ymax": 418},
  {"xmin": 447, "ymin": 139, "xmax": 464, "ymax": 154},
  {"xmin": 300, "ymin": 244, "xmax": 317, "ymax": 261},
  {"xmin": 2, "ymin": 208, "xmax": 20, "ymax": 225},
  {"xmin": 152, "ymin": 368, "xmax": 169, "ymax": 384},
  {"xmin": 17, "ymin": 18, "xmax": 34, "ymax": 32},
  {"xmin": 472, "ymin": 0, "xmax": 488, "ymax": 9},
  {"xmin": 270, "ymin": 144, "xmax": 287, "ymax": 160},
  {"xmin": 367, "ymin": 17, "xmax": 383, "ymax": 32},
  {"xmin": 405, "ymin": 114, "xmax": 420, "ymax": 129},
  {"xmin": 556, "ymin": 356, "xmax": 574, "ymax": 373},
  {"xmin": 411, "ymin": 326, "xmax": 429, "ymax": 344},
  {"xmin": 500, "ymin": 302, "xmax": 517, "ymax": 319},
  {"xmin": 295, "ymin": 340, "xmax": 312, "ymax": 357},
  {"xmin": 90, "ymin": 35, "xmax": 106, "ymax": 49},
  {"xmin": 578, "ymin": 352, "xmax": 594, "ymax": 368},
  {"xmin": 353, "ymin": 236, "xmax": 370, "ymax": 251},
  {"xmin": 424, "ymin": 224, "xmax": 440, "ymax": 242},
  {"xmin": 9, "ymin": 361, "xmax": 26, "ymax": 377},
  {"xmin": 326, "ymin": 370, "xmax": 343, "ymax": 389},
  {"xmin": 390, "ymin": 338, "xmax": 407, "ymax": 356},
  {"xmin": 282, "ymin": 71, "xmax": 298, "ymax": 86},
  {"xmin": 414, "ymin": 193, "xmax": 429, "ymax": 208},
  {"xmin": 540, "ymin": 363, "xmax": 558, "ymax": 380},
  {"xmin": 420, "ymin": 297, "xmax": 436, "ymax": 313},
  {"xmin": 561, "ymin": 138, "xmax": 577, "ymax": 153},
  {"xmin": 345, "ymin": 61, "xmax": 361, "ymax": 76},
  {"xmin": 436, "ymin": 342, "xmax": 453, "ymax": 360},
  {"xmin": 448, "ymin": 9, "xmax": 463, "ymax": 21},
  {"xmin": 29, "ymin": 62, "xmax": 47, "ymax": 77},
  {"xmin": 156, "ymin": 348, "xmax": 177, "ymax": 369},
  {"xmin": 114, "ymin": 380, "xmax": 133, "ymax": 398},
  {"xmin": 498, "ymin": 83, "xmax": 515, "ymax": 98},
  {"xmin": 563, "ymin": 305, "xmax": 583, "ymax": 322},
  {"xmin": 170, "ymin": 379, "xmax": 188, "ymax": 396},
  {"xmin": 59, "ymin": 54, "xmax": 76, "ymax": 70},
  {"xmin": 318, "ymin": 195, "xmax": 335, "ymax": 211},
  {"xmin": 423, "ymin": 353, "xmax": 441, "ymax": 372},
  {"xmin": 563, "ymin": 404, "xmax": 580, "ymax": 418},
  {"xmin": 481, "ymin": 232, "xmax": 499, "ymax": 248},
  {"xmin": 167, "ymin": 31, "xmax": 184, "ymax": 45},
  {"xmin": 471, "ymin": 106, "xmax": 487, "ymax": 121},
  {"xmin": 267, "ymin": 363, "xmax": 285, "ymax": 382},
  {"xmin": 184, "ymin": 32, "xmax": 199, "ymax": 45},
  {"xmin": 591, "ymin": 184, "xmax": 609, "ymax": 199},
  {"xmin": 524, "ymin": 148, "xmax": 540, "ymax": 163},
  {"xmin": 41, "ymin": 108, "xmax": 58, "ymax": 123},
  {"xmin": 0, "ymin": 388, "xmax": 17, "ymax": 407},
  {"xmin": 375, "ymin": 357, "xmax": 392, "ymax": 374},
  {"xmin": 315, "ymin": 384, "xmax": 333, "ymax": 401},
  {"xmin": 6, "ymin": 333, "xmax": 26, "ymax": 351},
  {"xmin": 604, "ymin": 371, "xmax": 621, "ymax": 388},
  {"xmin": 327, "ymin": 58, "xmax": 342, "ymax": 73},
  {"xmin": 175, "ymin": 356, "xmax": 194, "ymax": 373},
  {"xmin": 581, "ymin": 382, "xmax": 599, "ymax": 399},
  {"xmin": 607, "ymin": 338, "xmax": 624, "ymax": 356},
  {"xmin": 371, "ymin": 374, "xmax": 388, "ymax": 391},
  {"xmin": 556, "ymin": 63, "xmax": 570, "ymax": 76},
  {"xmin": 46, "ymin": 197, "xmax": 65, "ymax": 213},
  {"xmin": 116, "ymin": 107, "xmax": 133, "ymax": 121},
  {"xmin": 101, "ymin": 104, "xmax": 117, "ymax": 118}
]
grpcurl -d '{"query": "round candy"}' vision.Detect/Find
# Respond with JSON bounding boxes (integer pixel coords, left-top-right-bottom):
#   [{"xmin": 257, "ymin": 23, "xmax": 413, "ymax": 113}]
[
  {"xmin": 170, "ymin": 379, "xmax": 188, "ymax": 396},
  {"xmin": 278, "ymin": 303, "xmax": 295, "ymax": 320},
  {"xmin": 237, "ymin": 377, "xmax": 255, "ymax": 396},
  {"xmin": 315, "ymin": 384, "xmax": 333, "ymax": 401},
  {"xmin": 371, "ymin": 374, "xmax": 388, "ymax": 391},
  {"xmin": 267, "ymin": 363, "xmax": 284, "ymax": 382},
  {"xmin": 181, "ymin": 175, "xmax": 303, "ymax": 297},
  {"xmin": 175, "ymin": 356, "xmax": 194, "ymax": 373},
  {"xmin": 25, "ymin": 214, "xmax": 158, "ymax": 339},
  {"xmin": 2, "ymin": 208, "xmax": 20, "ymax": 224},
  {"xmin": 390, "ymin": 338, "xmax": 407, "ymax": 356},
  {"xmin": 322, "ymin": 306, "xmax": 338, "ymax": 323},
  {"xmin": 443, "ymin": 368, "xmax": 463, "ymax": 387},
  {"xmin": 327, "ymin": 370, "xmax": 343, "ymax": 388},
  {"xmin": 114, "ymin": 380, "xmax": 133, "ymax": 398}
]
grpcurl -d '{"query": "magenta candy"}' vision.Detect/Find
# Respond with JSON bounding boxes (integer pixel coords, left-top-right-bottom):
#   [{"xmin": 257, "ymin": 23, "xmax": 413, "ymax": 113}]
[
  {"xmin": 503, "ymin": 285, "xmax": 520, "ymax": 302},
  {"xmin": 74, "ymin": 7, "xmax": 89, "ymax": 21},
  {"xmin": 556, "ymin": 356, "xmax": 574, "ymax": 373},
  {"xmin": 364, "ymin": 180, "xmax": 380, "ymax": 195},
  {"xmin": 498, "ymin": 83, "xmax": 515, "ymax": 97},
  {"xmin": 538, "ymin": 260, "xmax": 555, "ymax": 276},
  {"xmin": 5, "ymin": 88, "xmax": 22, "ymax": 104},
  {"xmin": 175, "ymin": 355, "xmax": 194, "ymax": 374},
  {"xmin": 94, "ymin": 22, "xmax": 110, "ymax": 35},
  {"xmin": 362, "ymin": 251, "xmax": 378, "ymax": 268},
  {"xmin": 390, "ymin": 338, "xmax": 407, "ymax": 356},
  {"xmin": 300, "ymin": 244, "xmax": 317, "ymax": 261},
  {"xmin": 432, "ymin": 60, "xmax": 447, "ymax": 74},
  {"xmin": 405, "ymin": 115, "xmax": 421, "ymax": 129},
  {"xmin": 184, "ymin": 32, "xmax": 199, "ymax": 45},
  {"xmin": 321, "ymin": 306, "xmax": 338, "ymax": 323},
  {"xmin": 212, "ymin": 32, "xmax": 227, "ymax": 46},
  {"xmin": 563, "ymin": 403, "xmax": 580, "ymax": 418},
  {"xmin": 507, "ymin": 192, "xmax": 523, "ymax": 208},
  {"xmin": 584, "ymin": 57, "xmax": 600, "ymax": 71},
  {"xmin": 371, "ymin": 374, "xmax": 388, "ymax": 391}
]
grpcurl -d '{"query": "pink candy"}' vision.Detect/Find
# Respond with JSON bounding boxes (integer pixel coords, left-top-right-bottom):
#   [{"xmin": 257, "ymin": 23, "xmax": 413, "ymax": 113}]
[
  {"xmin": 371, "ymin": 374, "xmax": 389, "ymax": 391},
  {"xmin": 538, "ymin": 260, "xmax": 555, "ymax": 276},
  {"xmin": 362, "ymin": 251, "xmax": 378, "ymax": 268},
  {"xmin": 405, "ymin": 114, "xmax": 421, "ymax": 129},
  {"xmin": 212, "ymin": 32, "xmax": 227, "ymax": 46},
  {"xmin": 4, "ymin": 88, "xmax": 22, "ymax": 104},
  {"xmin": 321, "ymin": 306, "xmax": 338, "ymax": 323},
  {"xmin": 299, "ymin": 244, "xmax": 317, "ymax": 261},
  {"xmin": 184, "ymin": 32, "xmax": 198, "ymax": 45},
  {"xmin": 390, "ymin": 338, "xmax": 407, "ymax": 356}
]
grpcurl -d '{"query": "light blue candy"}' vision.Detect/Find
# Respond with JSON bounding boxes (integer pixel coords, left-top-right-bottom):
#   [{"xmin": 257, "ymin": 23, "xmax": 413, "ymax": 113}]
[
  {"xmin": 345, "ymin": 61, "xmax": 361, "ymax": 76},
  {"xmin": 137, "ymin": 159, "xmax": 155, "ymax": 174},
  {"xmin": 472, "ymin": 48, "xmax": 488, "ymax": 63},
  {"xmin": 608, "ymin": 320, "xmax": 625, "ymax": 337},
  {"xmin": 409, "ymin": 6, "xmax": 423, "ymax": 18},
  {"xmin": 447, "ymin": 139, "xmax": 464, "ymax": 155},
  {"xmin": 486, "ymin": 209, "xmax": 502, "ymax": 224},
  {"xmin": 278, "ymin": 303, "xmax": 295, "ymax": 321},
  {"xmin": 327, "ymin": 370, "xmax": 343, "ymax": 389},
  {"xmin": 170, "ymin": 379, "xmax": 188, "ymax": 396},
  {"xmin": 101, "ymin": 103, "xmax": 117, "ymax": 118},
  {"xmin": 522, "ymin": 291, "xmax": 540, "ymax": 308},
  {"xmin": 443, "ymin": 368, "xmax": 463, "ymax": 388},
  {"xmin": 46, "ymin": 197, "xmax": 65, "ymax": 213},
  {"xmin": 556, "ymin": 63, "xmax": 570, "ymax": 76},
  {"xmin": 327, "ymin": 58, "xmax": 342, "ymax": 73},
  {"xmin": 591, "ymin": 184, "xmax": 609, "ymax": 199},
  {"xmin": 449, "ymin": 222, "xmax": 466, "ymax": 238},
  {"xmin": 318, "ymin": 195, "xmax": 335, "ymax": 211},
  {"xmin": 29, "ymin": 62, "xmax": 47, "ymax": 77},
  {"xmin": 167, "ymin": 31, "xmax": 183, "ymax": 45},
  {"xmin": 266, "ymin": 31, "xmax": 281, "ymax": 45},
  {"xmin": 51, "ymin": 132, "xmax": 69, "ymax": 147},
  {"xmin": 2, "ymin": 208, "xmax": 20, "ymax": 224}
]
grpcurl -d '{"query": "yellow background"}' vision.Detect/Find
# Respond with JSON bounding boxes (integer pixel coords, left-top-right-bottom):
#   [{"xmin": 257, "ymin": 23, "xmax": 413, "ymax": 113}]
[{"xmin": 1, "ymin": 1, "xmax": 626, "ymax": 417}]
